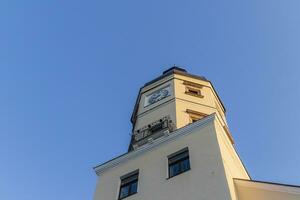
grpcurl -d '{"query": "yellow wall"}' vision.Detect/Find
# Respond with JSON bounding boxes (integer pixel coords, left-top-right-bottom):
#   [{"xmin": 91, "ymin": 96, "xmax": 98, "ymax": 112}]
[
  {"xmin": 94, "ymin": 117, "xmax": 236, "ymax": 200},
  {"xmin": 134, "ymin": 72, "xmax": 227, "ymax": 133},
  {"xmin": 134, "ymin": 75, "xmax": 175, "ymax": 131},
  {"xmin": 173, "ymin": 73, "xmax": 227, "ymax": 129},
  {"xmin": 214, "ymin": 119, "xmax": 250, "ymax": 200},
  {"xmin": 94, "ymin": 70, "xmax": 300, "ymax": 200}
]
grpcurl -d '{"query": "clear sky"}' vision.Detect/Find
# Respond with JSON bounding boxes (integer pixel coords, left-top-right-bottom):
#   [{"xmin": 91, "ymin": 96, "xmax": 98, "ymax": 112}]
[{"xmin": 1, "ymin": 0, "xmax": 300, "ymax": 199}]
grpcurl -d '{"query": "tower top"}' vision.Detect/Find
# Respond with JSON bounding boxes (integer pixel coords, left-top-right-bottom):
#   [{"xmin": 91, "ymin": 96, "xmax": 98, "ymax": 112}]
[
  {"xmin": 143, "ymin": 66, "xmax": 207, "ymax": 88},
  {"xmin": 162, "ymin": 66, "xmax": 187, "ymax": 74},
  {"xmin": 129, "ymin": 66, "xmax": 230, "ymax": 151}
]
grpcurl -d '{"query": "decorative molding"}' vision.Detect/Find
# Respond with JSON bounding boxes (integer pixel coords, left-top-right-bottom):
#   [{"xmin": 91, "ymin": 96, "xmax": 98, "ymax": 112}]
[
  {"xmin": 186, "ymin": 109, "xmax": 208, "ymax": 117},
  {"xmin": 185, "ymin": 92, "xmax": 204, "ymax": 98},
  {"xmin": 176, "ymin": 98, "xmax": 216, "ymax": 110},
  {"xmin": 183, "ymin": 80, "xmax": 204, "ymax": 88},
  {"xmin": 183, "ymin": 80, "xmax": 204, "ymax": 98},
  {"xmin": 137, "ymin": 98, "xmax": 175, "ymax": 119},
  {"xmin": 186, "ymin": 109, "xmax": 208, "ymax": 123},
  {"xmin": 144, "ymin": 85, "xmax": 171, "ymax": 107},
  {"xmin": 185, "ymin": 86, "xmax": 204, "ymax": 98},
  {"xmin": 134, "ymin": 116, "xmax": 172, "ymax": 137},
  {"xmin": 142, "ymin": 75, "xmax": 174, "ymax": 94},
  {"xmin": 94, "ymin": 114, "xmax": 216, "ymax": 176},
  {"xmin": 223, "ymin": 125, "xmax": 234, "ymax": 144},
  {"xmin": 132, "ymin": 115, "xmax": 175, "ymax": 149},
  {"xmin": 131, "ymin": 76, "xmax": 174, "ymax": 125}
]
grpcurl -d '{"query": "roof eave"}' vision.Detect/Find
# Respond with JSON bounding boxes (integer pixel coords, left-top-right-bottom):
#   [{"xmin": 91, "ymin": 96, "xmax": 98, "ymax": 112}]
[{"xmin": 94, "ymin": 113, "xmax": 217, "ymax": 176}]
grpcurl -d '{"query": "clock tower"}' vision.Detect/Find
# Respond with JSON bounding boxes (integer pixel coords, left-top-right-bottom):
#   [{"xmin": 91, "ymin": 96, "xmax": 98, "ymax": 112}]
[
  {"xmin": 129, "ymin": 67, "xmax": 232, "ymax": 151},
  {"xmin": 93, "ymin": 66, "xmax": 300, "ymax": 200}
]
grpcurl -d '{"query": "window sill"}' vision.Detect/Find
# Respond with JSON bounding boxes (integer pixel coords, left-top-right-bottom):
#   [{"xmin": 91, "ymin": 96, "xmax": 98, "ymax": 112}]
[
  {"xmin": 185, "ymin": 91, "xmax": 204, "ymax": 98},
  {"xmin": 119, "ymin": 192, "xmax": 137, "ymax": 200},
  {"xmin": 166, "ymin": 168, "xmax": 191, "ymax": 180}
]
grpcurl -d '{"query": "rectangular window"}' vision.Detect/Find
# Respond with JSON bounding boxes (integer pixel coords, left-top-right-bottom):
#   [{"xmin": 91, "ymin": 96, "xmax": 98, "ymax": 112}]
[
  {"xmin": 119, "ymin": 170, "xmax": 139, "ymax": 199},
  {"xmin": 186, "ymin": 109, "xmax": 208, "ymax": 124},
  {"xmin": 149, "ymin": 122, "xmax": 164, "ymax": 133},
  {"xmin": 168, "ymin": 148, "xmax": 190, "ymax": 178},
  {"xmin": 185, "ymin": 86, "xmax": 204, "ymax": 98}
]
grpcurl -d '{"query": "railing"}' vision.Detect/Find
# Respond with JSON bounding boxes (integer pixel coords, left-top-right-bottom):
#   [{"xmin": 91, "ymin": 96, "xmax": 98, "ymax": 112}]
[{"xmin": 131, "ymin": 116, "xmax": 174, "ymax": 149}]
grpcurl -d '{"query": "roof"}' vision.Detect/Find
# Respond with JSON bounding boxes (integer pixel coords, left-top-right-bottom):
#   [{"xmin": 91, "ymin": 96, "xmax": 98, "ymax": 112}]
[
  {"xmin": 94, "ymin": 114, "xmax": 216, "ymax": 176},
  {"xmin": 143, "ymin": 66, "xmax": 207, "ymax": 87}
]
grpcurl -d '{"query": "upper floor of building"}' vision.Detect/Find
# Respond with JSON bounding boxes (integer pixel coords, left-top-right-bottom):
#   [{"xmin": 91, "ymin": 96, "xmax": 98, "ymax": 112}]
[{"xmin": 129, "ymin": 67, "xmax": 232, "ymax": 151}]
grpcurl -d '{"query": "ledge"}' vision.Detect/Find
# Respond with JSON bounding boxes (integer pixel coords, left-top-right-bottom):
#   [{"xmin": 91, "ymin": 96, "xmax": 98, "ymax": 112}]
[
  {"xmin": 93, "ymin": 113, "xmax": 216, "ymax": 176},
  {"xmin": 234, "ymin": 178, "xmax": 300, "ymax": 195}
]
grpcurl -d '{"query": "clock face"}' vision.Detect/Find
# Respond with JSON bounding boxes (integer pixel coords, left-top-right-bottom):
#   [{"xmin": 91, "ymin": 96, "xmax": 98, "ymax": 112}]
[{"xmin": 144, "ymin": 86, "xmax": 171, "ymax": 107}]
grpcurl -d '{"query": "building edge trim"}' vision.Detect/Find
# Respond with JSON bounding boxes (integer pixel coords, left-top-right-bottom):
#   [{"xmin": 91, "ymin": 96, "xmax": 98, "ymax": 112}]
[
  {"xmin": 213, "ymin": 116, "xmax": 251, "ymax": 179},
  {"xmin": 234, "ymin": 178, "xmax": 300, "ymax": 195},
  {"xmin": 94, "ymin": 114, "xmax": 216, "ymax": 176}
]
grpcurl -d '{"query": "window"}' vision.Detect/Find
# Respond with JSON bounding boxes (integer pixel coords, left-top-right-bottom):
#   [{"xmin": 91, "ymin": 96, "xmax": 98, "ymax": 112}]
[
  {"xmin": 168, "ymin": 148, "xmax": 190, "ymax": 178},
  {"xmin": 186, "ymin": 109, "xmax": 208, "ymax": 124},
  {"xmin": 183, "ymin": 81, "xmax": 204, "ymax": 98},
  {"xmin": 149, "ymin": 122, "xmax": 164, "ymax": 133},
  {"xmin": 191, "ymin": 118, "xmax": 198, "ymax": 123},
  {"xmin": 187, "ymin": 87, "xmax": 200, "ymax": 95},
  {"xmin": 119, "ymin": 170, "xmax": 139, "ymax": 199},
  {"xmin": 185, "ymin": 86, "xmax": 204, "ymax": 97}
]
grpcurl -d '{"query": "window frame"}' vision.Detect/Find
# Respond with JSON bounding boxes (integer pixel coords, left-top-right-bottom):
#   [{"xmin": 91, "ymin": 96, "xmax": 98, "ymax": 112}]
[
  {"xmin": 168, "ymin": 147, "xmax": 191, "ymax": 178},
  {"xmin": 186, "ymin": 109, "xmax": 208, "ymax": 124},
  {"xmin": 183, "ymin": 81, "xmax": 204, "ymax": 98},
  {"xmin": 118, "ymin": 170, "xmax": 139, "ymax": 200}
]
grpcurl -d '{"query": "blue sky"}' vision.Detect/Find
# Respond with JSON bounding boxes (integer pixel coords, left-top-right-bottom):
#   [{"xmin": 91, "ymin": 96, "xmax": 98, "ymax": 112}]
[{"xmin": 1, "ymin": 0, "xmax": 300, "ymax": 199}]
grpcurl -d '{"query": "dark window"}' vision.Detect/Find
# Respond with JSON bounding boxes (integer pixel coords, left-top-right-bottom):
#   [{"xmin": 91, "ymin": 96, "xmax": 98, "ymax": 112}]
[
  {"xmin": 188, "ymin": 88, "xmax": 199, "ymax": 95},
  {"xmin": 185, "ymin": 87, "xmax": 204, "ymax": 98},
  {"xmin": 149, "ymin": 122, "xmax": 164, "ymax": 133},
  {"xmin": 191, "ymin": 118, "xmax": 199, "ymax": 123},
  {"xmin": 119, "ymin": 170, "xmax": 139, "ymax": 199},
  {"xmin": 168, "ymin": 148, "xmax": 190, "ymax": 178}
]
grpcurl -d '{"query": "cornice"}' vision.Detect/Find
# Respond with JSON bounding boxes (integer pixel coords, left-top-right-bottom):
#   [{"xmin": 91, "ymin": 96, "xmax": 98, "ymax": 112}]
[
  {"xmin": 94, "ymin": 114, "xmax": 216, "ymax": 176},
  {"xmin": 137, "ymin": 98, "xmax": 175, "ymax": 119},
  {"xmin": 234, "ymin": 179, "xmax": 300, "ymax": 195}
]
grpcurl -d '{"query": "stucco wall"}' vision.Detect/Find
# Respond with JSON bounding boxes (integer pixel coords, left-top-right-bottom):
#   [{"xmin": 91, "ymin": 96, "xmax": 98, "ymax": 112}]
[
  {"xmin": 134, "ymin": 77, "xmax": 175, "ymax": 131},
  {"xmin": 94, "ymin": 119, "xmax": 235, "ymax": 200},
  {"xmin": 134, "ymin": 72, "xmax": 227, "ymax": 132},
  {"xmin": 214, "ymin": 120, "xmax": 250, "ymax": 200}
]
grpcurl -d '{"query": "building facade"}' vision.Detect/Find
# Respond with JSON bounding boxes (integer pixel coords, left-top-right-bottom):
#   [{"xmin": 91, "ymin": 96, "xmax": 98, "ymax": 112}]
[{"xmin": 93, "ymin": 67, "xmax": 300, "ymax": 200}]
